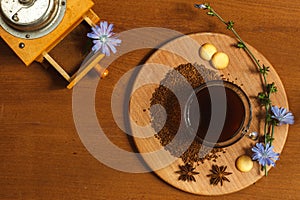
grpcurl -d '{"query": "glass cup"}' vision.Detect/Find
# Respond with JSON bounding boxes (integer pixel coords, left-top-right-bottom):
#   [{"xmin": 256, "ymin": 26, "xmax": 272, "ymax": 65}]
[{"xmin": 184, "ymin": 80, "xmax": 252, "ymax": 148}]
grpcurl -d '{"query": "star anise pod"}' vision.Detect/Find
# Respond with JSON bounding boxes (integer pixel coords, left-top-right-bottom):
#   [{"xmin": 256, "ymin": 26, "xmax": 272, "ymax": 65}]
[
  {"xmin": 175, "ymin": 163, "xmax": 199, "ymax": 182},
  {"xmin": 207, "ymin": 165, "xmax": 232, "ymax": 186}
]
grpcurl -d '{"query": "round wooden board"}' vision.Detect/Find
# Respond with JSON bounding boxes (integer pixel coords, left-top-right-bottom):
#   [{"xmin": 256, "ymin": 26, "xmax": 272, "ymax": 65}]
[{"xmin": 129, "ymin": 33, "xmax": 289, "ymax": 195}]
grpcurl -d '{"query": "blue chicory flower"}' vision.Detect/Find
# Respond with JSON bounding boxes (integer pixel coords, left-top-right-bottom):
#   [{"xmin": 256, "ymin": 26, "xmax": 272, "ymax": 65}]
[
  {"xmin": 252, "ymin": 143, "xmax": 279, "ymax": 167},
  {"xmin": 87, "ymin": 21, "xmax": 121, "ymax": 56},
  {"xmin": 271, "ymin": 106, "xmax": 294, "ymax": 126}
]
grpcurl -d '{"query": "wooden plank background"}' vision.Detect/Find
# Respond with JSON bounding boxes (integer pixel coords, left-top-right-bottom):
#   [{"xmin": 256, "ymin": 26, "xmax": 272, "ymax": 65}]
[{"xmin": 0, "ymin": 0, "xmax": 299, "ymax": 199}]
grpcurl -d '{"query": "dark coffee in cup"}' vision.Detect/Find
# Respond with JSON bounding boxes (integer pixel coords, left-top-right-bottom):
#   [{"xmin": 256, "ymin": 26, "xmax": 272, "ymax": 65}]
[{"xmin": 185, "ymin": 80, "xmax": 251, "ymax": 148}]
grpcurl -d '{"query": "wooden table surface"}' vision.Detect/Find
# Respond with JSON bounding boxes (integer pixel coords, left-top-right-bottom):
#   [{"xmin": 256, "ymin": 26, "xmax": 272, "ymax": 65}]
[{"xmin": 1, "ymin": 0, "xmax": 299, "ymax": 199}]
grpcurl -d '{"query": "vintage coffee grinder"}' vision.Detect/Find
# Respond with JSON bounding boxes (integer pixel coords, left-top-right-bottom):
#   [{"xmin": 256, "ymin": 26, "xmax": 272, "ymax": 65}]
[{"xmin": 0, "ymin": 0, "xmax": 106, "ymax": 89}]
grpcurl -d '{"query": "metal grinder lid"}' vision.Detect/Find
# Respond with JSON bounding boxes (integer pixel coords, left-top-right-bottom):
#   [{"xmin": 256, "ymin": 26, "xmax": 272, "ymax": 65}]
[{"xmin": 0, "ymin": 0, "xmax": 66, "ymax": 39}]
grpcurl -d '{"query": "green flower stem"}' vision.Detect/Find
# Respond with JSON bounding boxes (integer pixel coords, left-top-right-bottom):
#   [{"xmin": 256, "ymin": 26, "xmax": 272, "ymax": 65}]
[
  {"xmin": 203, "ymin": 5, "xmax": 270, "ymax": 87},
  {"xmin": 243, "ymin": 46, "xmax": 268, "ymax": 87},
  {"xmin": 208, "ymin": 7, "xmax": 227, "ymax": 25},
  {"xmin": 232, "ymin": 29, "xmax": 269, "ymax": 88},
  {"xmin": 264, "ymin": 121, "xmax": 275, "ymax": 176},
  {"xmin": 263, "ymin": 106, "xmax": 270, "ymax": 177},
  {"xmin": 207, "ymin": 8, "xmax": 259, "ymax": 63},
  {"xmin": 264, "ymin": 105, "xmax": 269, "ymax": 144},
  {"xmin": 264, "ymin": 88, "xmax": 272, "ymax": 144},
  {"xmin": 270, "ymin": 123, "xmax": 275, "ymax": 146},
  {"xmin": 264, "ymin": 165, "xmax": 268, "ymax": 176},
  {"xmin": 263, "ymin": 72, "xmax": 268, "ymax": 89}
]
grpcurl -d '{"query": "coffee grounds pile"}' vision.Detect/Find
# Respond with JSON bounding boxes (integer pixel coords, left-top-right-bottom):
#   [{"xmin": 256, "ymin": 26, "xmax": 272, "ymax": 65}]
[{"xmin": 150, "ymin": 63, "xmax": 226, "ymax": 165}]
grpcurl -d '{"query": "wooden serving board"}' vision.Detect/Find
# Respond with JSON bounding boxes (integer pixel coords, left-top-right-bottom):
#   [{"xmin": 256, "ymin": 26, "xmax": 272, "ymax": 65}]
[{"xmin": 129, "ymin": 33, "xmax": 289, "ymax": 195}]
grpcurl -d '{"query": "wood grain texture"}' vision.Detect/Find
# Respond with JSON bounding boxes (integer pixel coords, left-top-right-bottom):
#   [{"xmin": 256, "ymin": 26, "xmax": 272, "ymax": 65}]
[
  {"xmin": 130, "ymin": 33, "xmax": 288, "ymax": 195},
  {"xmin": 0, "ymin": 0, "xmax": 300, "ymax": 199}
]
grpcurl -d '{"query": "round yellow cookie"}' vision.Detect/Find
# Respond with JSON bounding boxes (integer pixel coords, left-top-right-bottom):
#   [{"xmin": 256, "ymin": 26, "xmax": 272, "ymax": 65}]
[
  {"xmin": 199, "ymin": 43, "xmax": 218, "ymax": 61},
  {"xmin": 211, "ymin": 52, "xmax": 229, "ymax": 69},
  {"xmin": 236, "ymin": 155, "xmax": 253, "ymax": 172}
]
